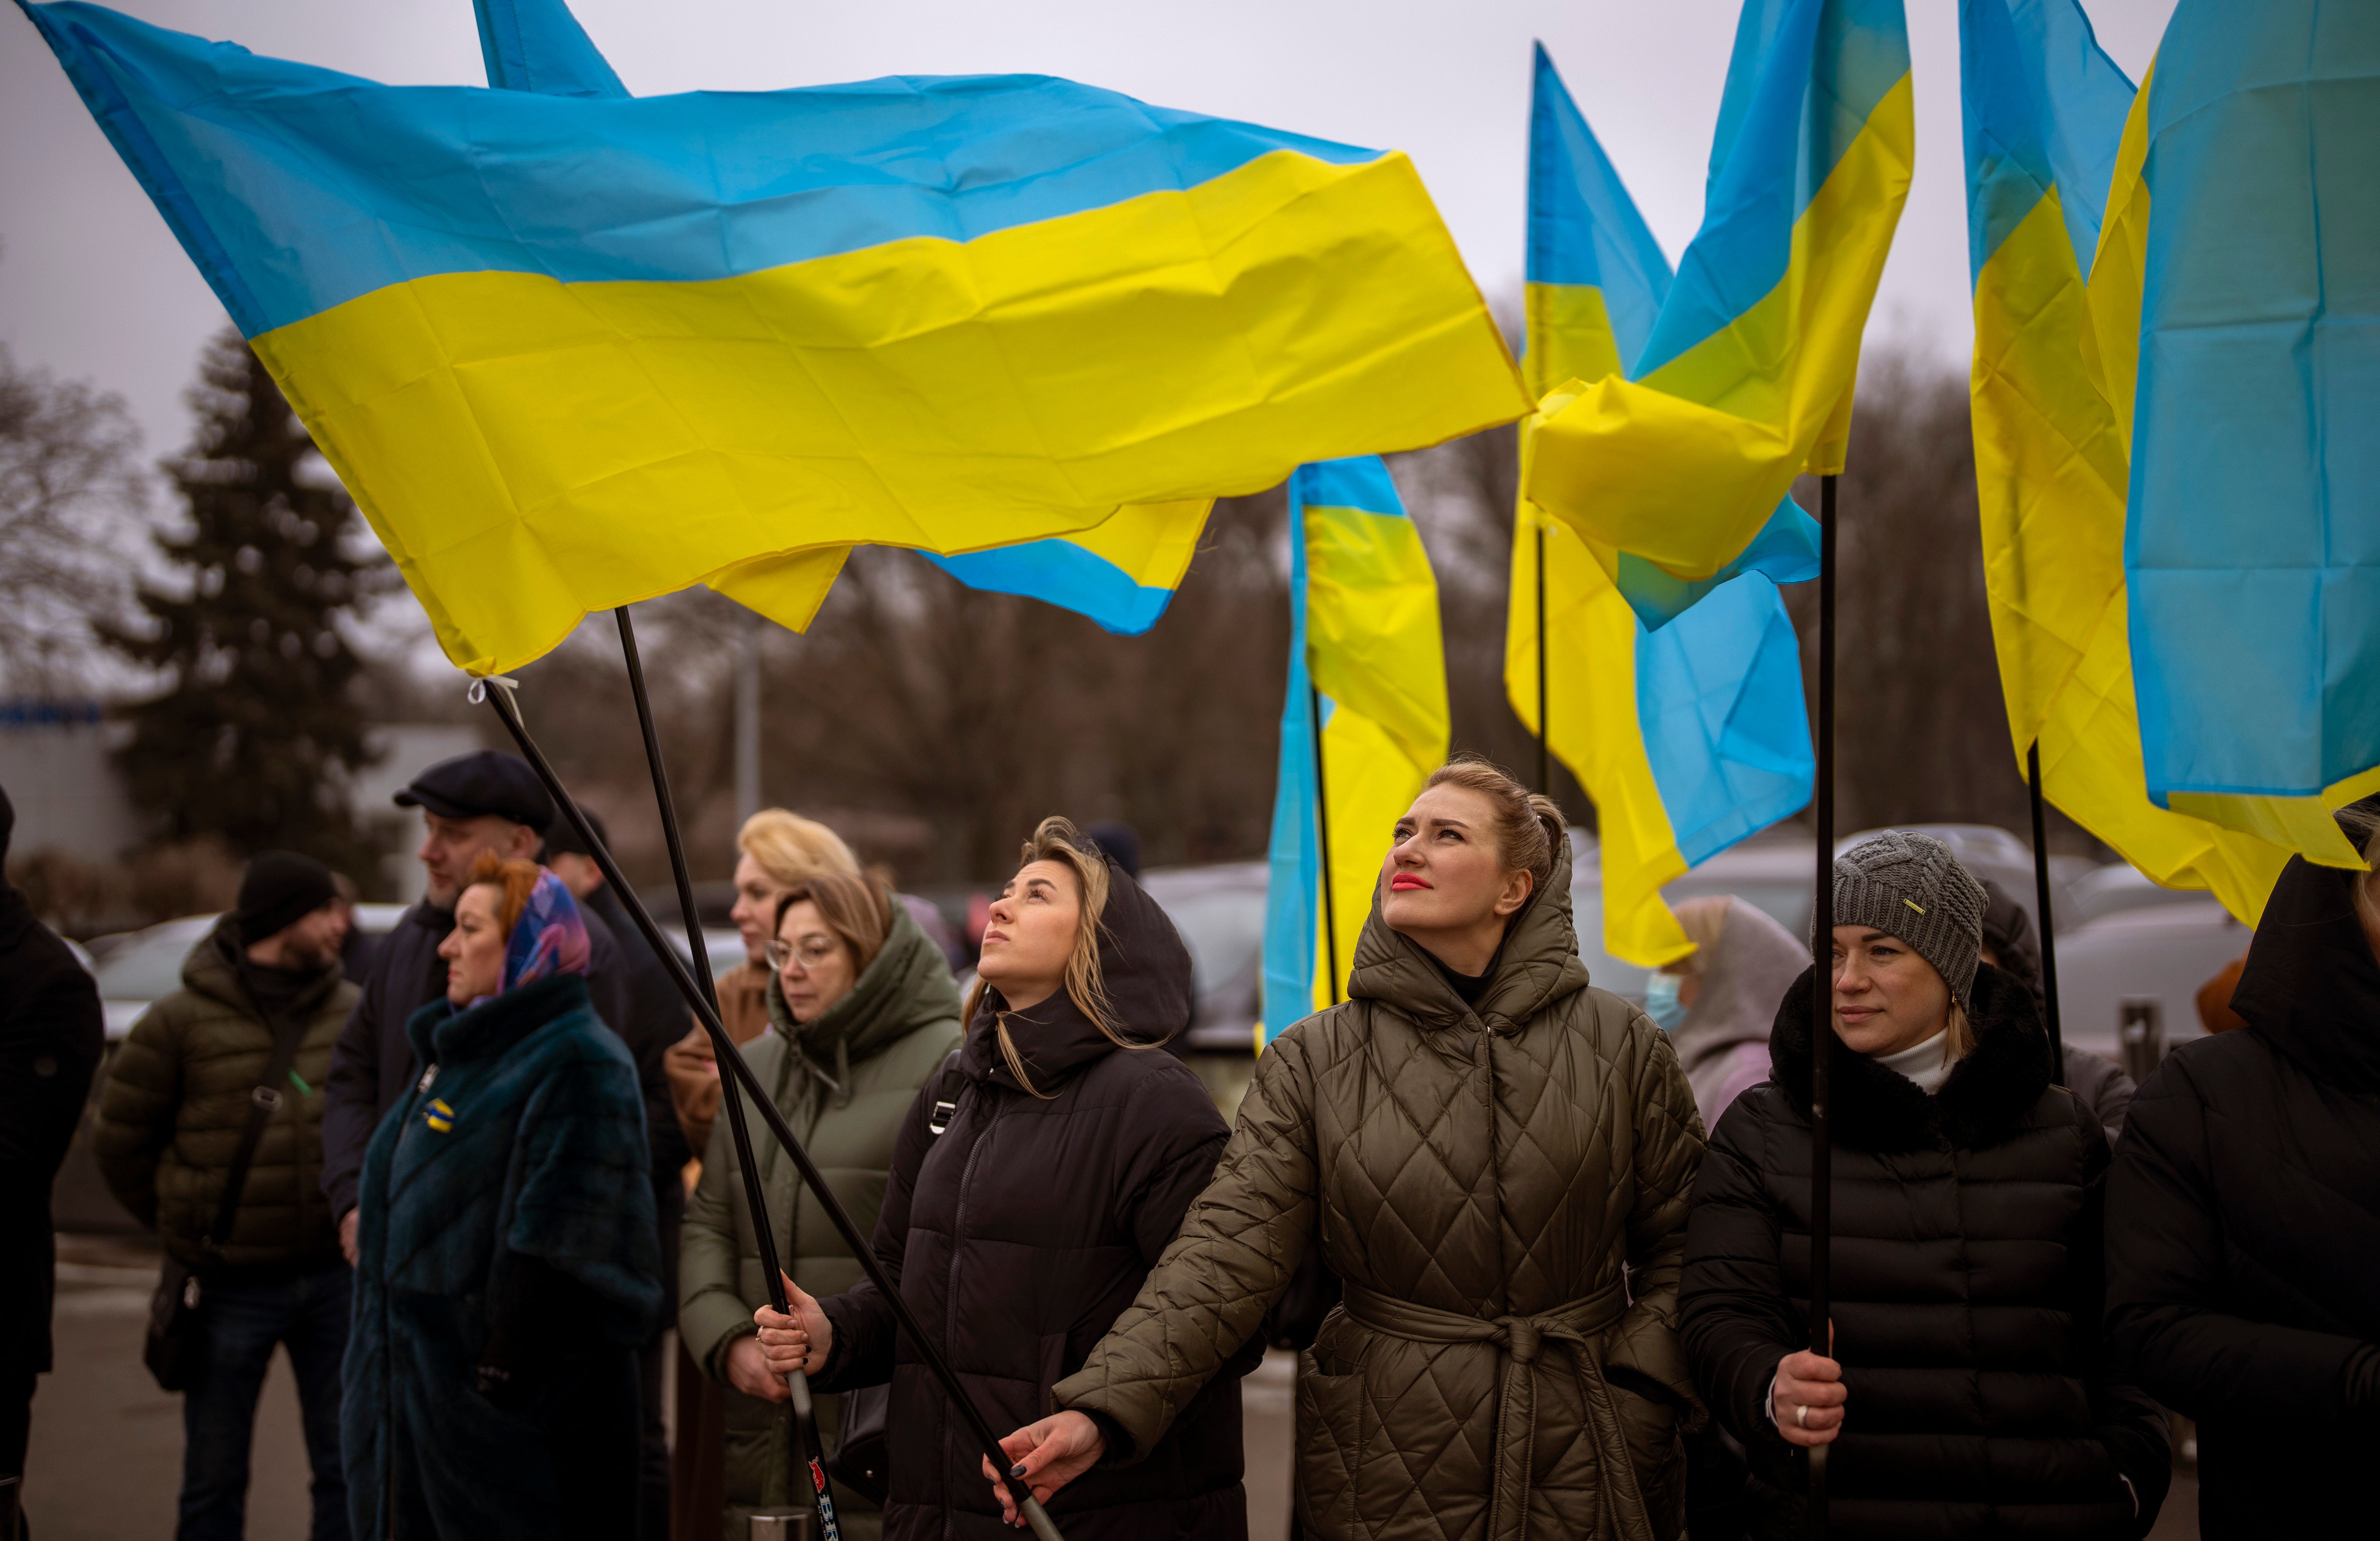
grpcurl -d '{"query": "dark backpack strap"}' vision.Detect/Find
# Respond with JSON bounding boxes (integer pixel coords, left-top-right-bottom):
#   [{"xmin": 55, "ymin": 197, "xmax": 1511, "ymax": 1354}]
[
  {"xmin": 205, "ymin": 966, "xmax": 311, "ymax": 1253},
  {"xmin": 925, "ymin": 1048, "xmax": 967, "ymax": 1136}
]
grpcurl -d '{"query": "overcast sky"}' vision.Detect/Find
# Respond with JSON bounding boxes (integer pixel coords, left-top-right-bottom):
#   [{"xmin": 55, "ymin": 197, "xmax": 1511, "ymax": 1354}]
[{"xmin": 1, "ymin": 0, "xmax": 2176, "ymax": 470}]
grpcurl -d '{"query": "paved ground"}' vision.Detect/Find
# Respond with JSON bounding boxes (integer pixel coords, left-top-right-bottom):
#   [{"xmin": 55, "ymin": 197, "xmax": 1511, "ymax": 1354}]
[{"xmin": 26, "ymin": 1237, "xmax": 2190, "ymax": 1540}]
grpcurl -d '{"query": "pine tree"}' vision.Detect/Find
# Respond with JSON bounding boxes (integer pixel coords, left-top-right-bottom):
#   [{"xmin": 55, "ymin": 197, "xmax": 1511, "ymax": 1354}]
[{"xmin": 104, "ymin": 327, "xmax": 392, "ymax": 870}]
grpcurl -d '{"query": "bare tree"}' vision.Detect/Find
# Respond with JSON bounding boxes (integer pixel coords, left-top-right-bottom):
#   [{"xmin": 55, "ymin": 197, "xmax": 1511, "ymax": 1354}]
[{"xmin": 0, "ymin": 346, "xmax": 144, "ymax": 693}]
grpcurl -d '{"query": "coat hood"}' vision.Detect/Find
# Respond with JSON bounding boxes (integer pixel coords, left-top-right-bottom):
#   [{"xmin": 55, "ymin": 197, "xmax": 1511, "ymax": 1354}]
[
  {"xmin": 2231, "ymin": 854, "xmax": 2380, "ymax": 1096},
  {"xmin": 1768, "ymin": 959, "xmax": 2049, "ymax": 1152},
  {"xmin": 182, "ymin": 912, "xmax": 346, "ymax": 1022},
  {"xmin": 1345, "ymin": 825, "xmax": 1591, "ymax": 1033},
  {"xmin": 765, "ymin": 894, "xmax": 963, "ymax": 1091},
  {"xmin": 1668, "ymin": 897, "xmax": 1805, "ymax": 1070},
  {"xmin": 962, "ymin": 852, "xmax": 1192, "ymax": 1093}
]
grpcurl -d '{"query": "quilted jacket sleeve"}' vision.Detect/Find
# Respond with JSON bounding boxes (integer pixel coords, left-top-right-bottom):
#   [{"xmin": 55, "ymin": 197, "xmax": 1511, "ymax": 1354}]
[
  {"xmin": 1678, "ymin": 1092, "xmax": 1799, "ymax": 1448},
  {"xmin": 1051, "ymin": 1020, "xmax": 1324, "ymax": 1465},
  {"xmin": 93, "ymin": 999, "xmax": 186, "ymax": 1231},
  {"xmin": 1603, "ymin": 1007, "xmax": 1709, "ymax": 1422}
]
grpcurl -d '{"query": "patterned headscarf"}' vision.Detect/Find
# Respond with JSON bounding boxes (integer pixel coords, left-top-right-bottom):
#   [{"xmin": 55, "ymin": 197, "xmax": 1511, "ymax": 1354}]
[{"xmin": 502, "ymin": 867, "xmax": 591, "ymax": 994}]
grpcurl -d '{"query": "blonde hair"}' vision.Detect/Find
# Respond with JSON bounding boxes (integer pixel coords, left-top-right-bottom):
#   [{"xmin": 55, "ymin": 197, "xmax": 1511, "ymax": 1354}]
[
  {"xmin": 1666, "ymin": 896, "xmax": 1732, "ymax": 976},
  {"xmin": 1422, "ymin": 756, "xmax": 1566, "ymax": 899},
  {"xmin": 1944, "ymin": 995, "xmax": 1977, "ymax": 1062},
  {"xmin": 737, "ymin": 809, "xmax": 860, "ymax": 889},
  {"xmin": 965, "ymin": 815, "xmax": 1141, "ymax": 1097}
]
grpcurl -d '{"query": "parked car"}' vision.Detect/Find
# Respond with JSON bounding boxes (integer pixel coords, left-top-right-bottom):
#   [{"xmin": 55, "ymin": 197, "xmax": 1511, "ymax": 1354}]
[
  {"xmin": 1139, "ymin": 861, "xmax": 1267, "ymax": 1050},
  {"xmin": 2050, "ymin": 898, "xmax": 2248, "ymax": 1077}
]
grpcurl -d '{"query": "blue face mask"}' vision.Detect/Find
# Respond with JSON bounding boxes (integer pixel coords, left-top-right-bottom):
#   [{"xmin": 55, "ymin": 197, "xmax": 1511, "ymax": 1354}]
[{"xmin": 1643, "ymin": 971, "xmax": 1688, "ymax": 1033}]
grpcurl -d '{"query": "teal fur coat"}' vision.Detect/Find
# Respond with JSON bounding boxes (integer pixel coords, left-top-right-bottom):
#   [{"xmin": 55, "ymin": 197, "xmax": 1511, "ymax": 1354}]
[{"xmin": 343, "ymin": 973, "xmax": 662, "ymax": 1541}]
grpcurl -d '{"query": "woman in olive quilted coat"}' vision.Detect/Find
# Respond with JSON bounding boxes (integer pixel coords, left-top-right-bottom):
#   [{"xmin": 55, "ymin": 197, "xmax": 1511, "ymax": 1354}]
[{"xmin": 997, "ymin": 759, "xmax": 1709, "ymax": 1541}]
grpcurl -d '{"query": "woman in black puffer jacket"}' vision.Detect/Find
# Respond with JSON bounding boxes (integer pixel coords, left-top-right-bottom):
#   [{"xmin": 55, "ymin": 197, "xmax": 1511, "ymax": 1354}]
[
  {"xmin": 754, "ymin": 817, "xmax": 1258, "ymax": 1540},
  {"xmin": 2107, "ymin": 841, "xmax": 2380, "ymax": 1540},
  {"xmin": 1680, "ymin": 832, "xmax": 2170, "ymax": 1540}
]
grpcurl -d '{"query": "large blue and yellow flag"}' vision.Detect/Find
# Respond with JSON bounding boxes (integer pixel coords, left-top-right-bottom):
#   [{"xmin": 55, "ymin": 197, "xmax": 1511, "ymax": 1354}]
[
  {"xmin": 1261, "ymin": 458, "xmax": 1449, "ymax": 1040},
  {"xmin": 1508, "ymin": 412, "xmax": 1812, "ymax": 967},
  {"xmin": 1513, "ymin": 46, "xmax": 1815, "ymax": 964},
  {"xmin": 1523, "ymin": 42, "xmax": 1818, "ymax": 629},
  {"xmin": 21, "ymin": 0, "xmax": 1527, "ymax": 672},
  {"xmin": 1961, "ymin": 0, "xmax": 2358, "ymax": 921},
  {"xmin": 2123, "ymin": 3, "xmax": 2380, "ymax": 827},
  {"xmin": 1525, "ymin": 0, "xmax": 1912, "ymax": 587},
  {"xmin": 466, "ymin": 0, "xmax": 1215, "ymax": 637}
]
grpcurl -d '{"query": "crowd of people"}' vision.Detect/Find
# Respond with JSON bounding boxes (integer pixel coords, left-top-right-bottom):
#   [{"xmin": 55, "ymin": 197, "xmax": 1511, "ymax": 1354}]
[{"xmin": 1, "ymin": 753, "xmax": 2376, "ymax": 1541}]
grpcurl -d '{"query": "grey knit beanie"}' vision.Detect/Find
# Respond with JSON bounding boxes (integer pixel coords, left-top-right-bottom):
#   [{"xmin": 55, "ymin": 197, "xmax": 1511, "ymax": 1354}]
[{"xmin": 1819, "ymin": 830, "xmax": 1988, "ymax": 1006}]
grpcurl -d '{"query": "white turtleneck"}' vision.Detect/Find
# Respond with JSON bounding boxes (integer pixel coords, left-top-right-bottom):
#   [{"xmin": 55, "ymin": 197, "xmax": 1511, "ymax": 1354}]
[{"xmin": 1873, "ymin": 1029, "xmax": 1954, "ymax": 1094}]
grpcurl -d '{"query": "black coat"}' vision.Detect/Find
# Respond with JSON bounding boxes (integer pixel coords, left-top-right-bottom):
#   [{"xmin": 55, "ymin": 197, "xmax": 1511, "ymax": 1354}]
[
  {"xmin": 2106, "ymin": 855, "xmax": 2380, "ymax": 1540},
  {"xmin": 0, "ymin": 883, "xmax": 103, "ymax": 1378},
  {"xmin": 814, "ymin": 857, "xmax": 1255, "ymax": 1541},
  {"xmin": 1680, "ymin": 964, "xmax": 2170, "ymax": 1541},
  {"xmin": 320, "ymin": 896, "xmax": 638, "ymax": 1219}
]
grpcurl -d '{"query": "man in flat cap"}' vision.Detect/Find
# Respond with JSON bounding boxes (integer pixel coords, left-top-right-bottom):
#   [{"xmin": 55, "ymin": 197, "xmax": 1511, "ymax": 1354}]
[
  {"xmin": 95, "ymin": 850, "xmax": 358, "ymax": 1540},
  {"xmin": 319, "ymin": 752, "xmax": 635, "ymax": 1266}
]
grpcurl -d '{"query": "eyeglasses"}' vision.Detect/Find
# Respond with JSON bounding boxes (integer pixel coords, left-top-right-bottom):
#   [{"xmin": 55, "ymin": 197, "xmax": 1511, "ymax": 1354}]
[{"xmin": 765, "ymin": 938, "xmax": 842, "ymax": 971}]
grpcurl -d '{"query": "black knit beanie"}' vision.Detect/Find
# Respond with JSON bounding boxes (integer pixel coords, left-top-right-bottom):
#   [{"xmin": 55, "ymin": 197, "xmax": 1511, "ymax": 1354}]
[
  {"xmin": 1819, "ymin": 830, "xmax": 1988, "ymax": 1007},
  {"xmin": 236, "ymin": 851, "xmax": 340, "ymax": 945}
]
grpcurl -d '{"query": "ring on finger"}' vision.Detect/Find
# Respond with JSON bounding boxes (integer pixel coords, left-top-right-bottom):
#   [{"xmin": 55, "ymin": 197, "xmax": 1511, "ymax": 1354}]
[{"xmin": 1795, "ymin": 1404, "xmax": 1808, "ymax": 1429}]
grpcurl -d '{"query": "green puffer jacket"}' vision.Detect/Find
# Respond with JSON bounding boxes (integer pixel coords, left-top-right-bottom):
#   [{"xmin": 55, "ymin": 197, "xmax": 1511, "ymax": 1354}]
[
  {"xmin": 94, "ymin": 916, "xmax": 355, "ymax": 1274},
  {"xmin": 1054, "ymin": 838, "xmax": 1708, "ymax": 1541},
  {"xmin": 678, "ymin": 901, "xmax": 964, "ymax": 1541}
]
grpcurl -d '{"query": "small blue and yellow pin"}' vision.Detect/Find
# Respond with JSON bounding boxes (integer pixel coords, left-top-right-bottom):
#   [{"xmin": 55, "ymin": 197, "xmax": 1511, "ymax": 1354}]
[{"xmin": 424, "ymin": 1098, "xmax": 456, "ymax": 1133}]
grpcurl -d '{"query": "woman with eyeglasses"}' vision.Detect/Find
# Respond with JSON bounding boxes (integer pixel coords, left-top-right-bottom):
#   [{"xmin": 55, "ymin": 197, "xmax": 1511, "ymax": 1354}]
[{"xmin": 676, "ymin": 871, "xmax": 964, "ymax": 1541}]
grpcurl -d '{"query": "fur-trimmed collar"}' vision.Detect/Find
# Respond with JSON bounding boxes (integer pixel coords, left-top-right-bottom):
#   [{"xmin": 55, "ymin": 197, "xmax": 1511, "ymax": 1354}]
[{"xmin": 1767, "ymin": 962, "xmax": 2050, "ymax": 1152}]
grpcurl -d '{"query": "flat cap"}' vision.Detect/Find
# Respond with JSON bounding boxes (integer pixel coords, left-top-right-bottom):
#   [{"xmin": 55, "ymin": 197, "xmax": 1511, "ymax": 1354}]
[{"xmin": 394, "ymin": 750, "xmax": 553, "ymax": 832}]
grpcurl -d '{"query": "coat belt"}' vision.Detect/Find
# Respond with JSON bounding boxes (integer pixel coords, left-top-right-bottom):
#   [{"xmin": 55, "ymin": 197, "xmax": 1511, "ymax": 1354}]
[{"xmin": 1340, "ymin": 1279, "xmax": 1654, "ymax": 1541}]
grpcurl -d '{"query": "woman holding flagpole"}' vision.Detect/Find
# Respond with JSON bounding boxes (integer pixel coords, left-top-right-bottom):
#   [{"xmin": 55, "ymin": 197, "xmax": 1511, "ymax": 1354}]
[
  {"xmin": 749, "ymin": 817, "xmax": 1259, "ymax": 1539},
  {"xmin": 980, "ymin": 757, "xmax": 1708, "ymax": 1540},
  {"xmin": 1677, "ymin": 832, "xmax": 2170, "ymax": 1541}
]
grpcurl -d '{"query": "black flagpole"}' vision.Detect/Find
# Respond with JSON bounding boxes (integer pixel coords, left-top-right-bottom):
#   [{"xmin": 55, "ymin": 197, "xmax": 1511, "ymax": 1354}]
[
  {"xmin": 1808, "ymin": 472, "xmax": 1838, "ymax": 1538},
  {"xmin": 475, "ymin": 674, "xmax": 1069, "ymax": 1541},
  {"xmin": 2027, "ymin": 740, "xmax": 2065, "ymax": 1078},
  {"xmin": 1536, "ymin": 520, "xmax": 1551, "ymax": 796},
  {"xmin": 1310, "ymin": 681, "xmax": 1341, "ymax": 1005},
  {"xmin": 613, "ymin": 609, "xmax": 841, "ymax": 1541}
]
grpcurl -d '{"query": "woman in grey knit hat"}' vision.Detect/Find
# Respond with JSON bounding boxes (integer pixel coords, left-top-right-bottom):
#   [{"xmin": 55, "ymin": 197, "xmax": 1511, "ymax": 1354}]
[{"xmin": 1675, "ymin": 831, "xmax": 2172, "ymax": 1541}]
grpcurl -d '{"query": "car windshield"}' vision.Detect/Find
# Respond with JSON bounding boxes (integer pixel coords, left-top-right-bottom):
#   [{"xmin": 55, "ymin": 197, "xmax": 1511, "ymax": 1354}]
[{"xmin": 91, "ymin": 918, "xmax": 217, "ymax": 1000}]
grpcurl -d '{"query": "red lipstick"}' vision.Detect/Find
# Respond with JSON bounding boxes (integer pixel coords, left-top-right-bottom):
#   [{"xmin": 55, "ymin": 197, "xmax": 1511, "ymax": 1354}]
[{"xmin": 1389, "ymin": 874, "xmax": 1429, "ymax": 891}]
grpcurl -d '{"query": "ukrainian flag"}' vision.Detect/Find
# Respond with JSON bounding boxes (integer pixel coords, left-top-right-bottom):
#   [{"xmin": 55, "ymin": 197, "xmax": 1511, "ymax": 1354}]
[
  {"xmin": 1523, "ymin": 42, "xmax": 1818, "ymax": 630},
  {"xmin": 1525, "ymin": 0, "xmax": 1912, "ymax": 587},
  {"xmin": 1962, "ymin": 0, "xmax": 2358, "ymax": 919},
  {"xmin": 1508, "ymin": 408, "xmax": 1812, "ymax": 968},
  {"xmin": 1513, "ymin": 48, "xmax": 1814, "ymax": 965},
  {"xmin": 21, "ymin": 1, "xmax": 1528, "ymax": 674},
  {"xmin": 1261, "ymin": 457, "xmax": 1449, "ymax": 1041},
  {"xmin": 2122, "ymin": 4, "xmax": 2380, "ymax": 832},
  {"xmin": 468, "ymin": 0, "xmax": 1214, "ymax": 637}
]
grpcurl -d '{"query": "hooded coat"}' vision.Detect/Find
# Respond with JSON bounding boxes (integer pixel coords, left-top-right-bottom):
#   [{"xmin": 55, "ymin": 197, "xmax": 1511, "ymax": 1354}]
[
  {"xmin": 2105, "ymin": 854, "xmax": 2380, "ymax": 1539},
  {"xmin": 94, "ymin": 915, "xmax": 354, "ymax": 1273},
  {"xmin": 1666, "ymin": 898, "xmax": 1805, "ymax": 1132},
  {"xmin": 1680, "ymin": 964, "xmax": 2171, "ymax": 1541},
  {"xmin": 678, "ymin": 900, "xmax": 964, "ymax": 1541},
  {"xmin": 342, "ymin": 972, "xmax": 661, "ymax": 1541},
  {"xmin": 1052, "ymin": 836, "xmax": 1706, "ymax": 1541},
  {"xmin": 811, "ymin": 856, "xmax": 1250, "ymax": 1541}
]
